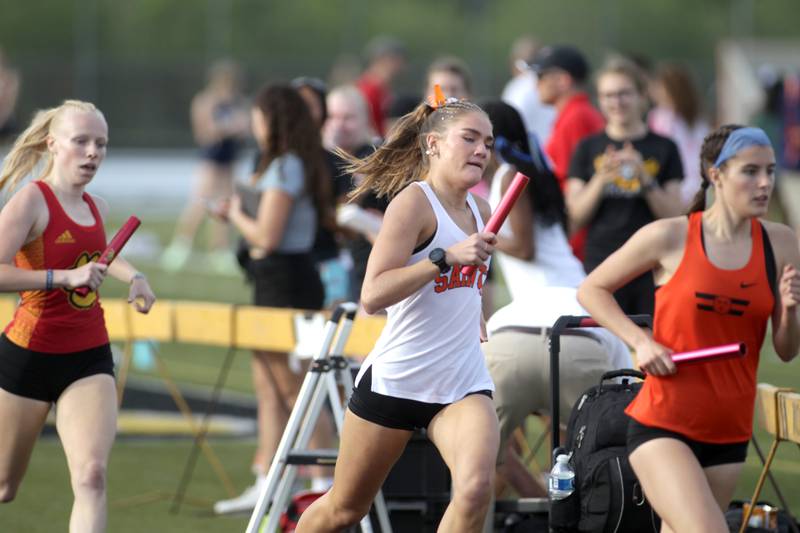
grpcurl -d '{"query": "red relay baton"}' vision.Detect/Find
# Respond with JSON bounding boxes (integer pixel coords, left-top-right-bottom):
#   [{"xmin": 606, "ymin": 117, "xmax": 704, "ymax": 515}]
[
  {"xmin": 461, "ymin": 172, "xmax": 530, "ymax": 276},
  {"xmin": 75, "ymin": 216, "xmax": 141, "ymax": 297},
  {"xmin": 670, "ymin": 342, "xmax": 746, "ymax": 364}
]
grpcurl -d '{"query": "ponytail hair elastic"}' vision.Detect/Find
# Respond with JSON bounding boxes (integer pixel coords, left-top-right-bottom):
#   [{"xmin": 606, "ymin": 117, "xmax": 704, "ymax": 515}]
[{"xmin": 427, "ymin": 84, "xmax": 460, "ymax": 110}]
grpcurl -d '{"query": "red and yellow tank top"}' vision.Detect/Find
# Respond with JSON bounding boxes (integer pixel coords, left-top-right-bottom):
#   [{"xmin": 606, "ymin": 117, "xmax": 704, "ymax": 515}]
[
  {"xmin": 4, "ymin": 180, "xmax": 109, "ymax": 353},
  {"xmin": 626, "ymin": 211, "xmax": 774, "ymax": 443}
]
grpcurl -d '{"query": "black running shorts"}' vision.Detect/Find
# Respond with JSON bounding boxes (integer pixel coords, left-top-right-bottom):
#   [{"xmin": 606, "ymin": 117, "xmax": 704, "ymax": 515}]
[{"xmin": 0, "ymin": 334, "xmax": 114, "ymax": 403}]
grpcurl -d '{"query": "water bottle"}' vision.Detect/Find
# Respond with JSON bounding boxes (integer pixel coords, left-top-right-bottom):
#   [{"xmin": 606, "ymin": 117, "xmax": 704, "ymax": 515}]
[{"xmin": 549, "ymin": 454, "xmax": 575, "ymax": 500}]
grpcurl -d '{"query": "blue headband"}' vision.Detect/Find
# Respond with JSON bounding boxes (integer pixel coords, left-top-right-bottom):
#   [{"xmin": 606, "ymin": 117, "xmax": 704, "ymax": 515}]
[{"xmin": 713, "ymin": 127, "xmax": 772, "ymax": 168}]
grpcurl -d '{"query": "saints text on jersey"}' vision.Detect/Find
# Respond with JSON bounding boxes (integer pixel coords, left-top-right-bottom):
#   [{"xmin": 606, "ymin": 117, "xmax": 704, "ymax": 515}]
[{"xmin": 434, "ymin": 264, "xmax": 489, "ymax": 293}]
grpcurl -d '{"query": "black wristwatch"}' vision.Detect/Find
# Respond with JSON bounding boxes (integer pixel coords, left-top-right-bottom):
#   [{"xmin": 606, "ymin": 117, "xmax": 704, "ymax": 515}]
[{"xmin": 429, "ymin": 248, "xmax": 451, "ymax": 274}]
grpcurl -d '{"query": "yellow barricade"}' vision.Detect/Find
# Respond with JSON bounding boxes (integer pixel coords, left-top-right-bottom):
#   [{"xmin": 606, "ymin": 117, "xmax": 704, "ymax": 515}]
[
  {"xmin": 103, "ymin": 298, "xmax": 130, "ymax": 341},
  {"xmin": 234, "ymin": 305, "xmax": 296, "ymax": 352},
  {"xmin": 0, "ymin": 296, "xmax": 386, "ymax": 356},
  {"xmin": 344, "ymin": 314, "xmax": 385, "ymax": 359},
  {"xmin": 173, "ymin": 301, "xmax": 235, "ymax": 347},
  {"xmin": 129, "ymin": 299, "xmax": 174, "ymax": 342},
  {"xmin": 779, "ymin": 391, "xmax": 800, "ymax": 445}
]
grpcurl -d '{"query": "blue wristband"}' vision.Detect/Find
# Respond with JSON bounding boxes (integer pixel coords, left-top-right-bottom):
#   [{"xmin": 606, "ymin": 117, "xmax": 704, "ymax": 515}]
[{"xmin": 45, "ymin": 269, "xmax": 54, "ymax": 291}]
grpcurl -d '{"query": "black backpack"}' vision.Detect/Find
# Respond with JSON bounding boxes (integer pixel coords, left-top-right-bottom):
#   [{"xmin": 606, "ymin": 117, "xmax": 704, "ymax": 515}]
[{"xmin": 550, "ymin": 369, "xmax": 660, "ymax": 533}]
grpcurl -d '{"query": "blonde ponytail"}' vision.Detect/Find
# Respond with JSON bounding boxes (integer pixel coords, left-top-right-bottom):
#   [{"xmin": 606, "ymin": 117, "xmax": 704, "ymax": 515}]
[{"xmin": 0, "ymin": 100, "xmax": 102, "ymax": 194}]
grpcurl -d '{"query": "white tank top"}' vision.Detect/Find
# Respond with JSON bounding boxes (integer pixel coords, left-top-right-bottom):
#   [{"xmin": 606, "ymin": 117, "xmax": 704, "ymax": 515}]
[
  {"xmin": 355, "ymin": 181, "xmax": 495, "ymax": 403},
  {"xmin": 489, "ymin": 164, "xmax": 585, "ymax": 297}
]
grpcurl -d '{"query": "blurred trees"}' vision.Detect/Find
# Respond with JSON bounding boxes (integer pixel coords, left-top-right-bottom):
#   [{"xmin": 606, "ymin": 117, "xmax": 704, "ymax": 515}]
[{"xmin": 0, "ymin": 0, "xmax": 796, "ymax": 146}]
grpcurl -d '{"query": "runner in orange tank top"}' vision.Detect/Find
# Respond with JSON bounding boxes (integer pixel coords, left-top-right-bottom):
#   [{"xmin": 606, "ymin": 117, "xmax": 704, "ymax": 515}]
[
  {"xmin": 578, "ymin": 124, "xmax": 800, "ymax": 533},
  {"xmin": 0, "ymin": 100, "xmax": 155, "ymax": 533}
]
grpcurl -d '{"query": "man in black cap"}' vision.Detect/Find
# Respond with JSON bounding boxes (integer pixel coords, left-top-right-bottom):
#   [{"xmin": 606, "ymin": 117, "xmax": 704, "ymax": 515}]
[{"xmin": 530, "ymin": 45, "xmax": 604, "ymax": 260}]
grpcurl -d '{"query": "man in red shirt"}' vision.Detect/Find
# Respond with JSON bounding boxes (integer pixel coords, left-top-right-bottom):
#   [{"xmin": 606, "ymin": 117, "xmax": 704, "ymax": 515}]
[
  {"xmin": 531, "ymin": 45, "xmax": 605, "ymax": 189},
  {"xmin": 531, "ymin": 45, "xmax": 604, "ymax": 258},
  {"xmin": 356, "ymin": 36, "xmax": 408, "ymax": 138}
]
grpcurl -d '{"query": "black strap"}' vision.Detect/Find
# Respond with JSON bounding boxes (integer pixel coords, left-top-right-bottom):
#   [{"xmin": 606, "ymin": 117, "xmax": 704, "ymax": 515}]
[
  {"xmin": 760, "ymin": 222, "xmax": 777, "ymax": 298},
  {"xmin": 597, "ymin": 369, "xmax": 646, "ymax": 393},
  {"xmin": 412, "ymin": 231, "xmax": 435, "ymax": 254},
  {"xmin": 701, "ymin": 220, "xmax": 778, "ymax": 298},
  {"xmin": 600, "ymin": 369, "xmax": 645, "ymax": 383},
  {"xmin": 492, "ymin": 325, "xmax": 550, "ymax": 336},
  {"xmin": 492, "ymin": 325, "xmax": 599, "ymax": 341}
]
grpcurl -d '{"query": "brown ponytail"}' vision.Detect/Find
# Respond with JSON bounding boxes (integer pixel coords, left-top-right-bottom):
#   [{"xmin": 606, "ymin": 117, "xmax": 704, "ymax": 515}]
[
  {"xmin": 687, "ymin": 124, "xmax": 744, "ymax": 213},
  {"xmin": 346, "ymin": 98, "xmax": 485, "ymax": 200},
  {"xmin": 251, "ymin": 84, "xmax": 332, "ymax": 230}
]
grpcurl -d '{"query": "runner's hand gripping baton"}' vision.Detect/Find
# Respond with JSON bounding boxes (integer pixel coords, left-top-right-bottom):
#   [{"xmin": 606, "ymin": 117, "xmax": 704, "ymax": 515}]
[
  {"xmin": 75, "ymin": 216, "xmax": 141, "ymax": 297},
  {"xmin": 553, "ymin": 317, "xmax": 746, "ymax": 365},
  {"xmin": 548, "ymin": 314, "xmax": 746, "ymax": 462},
  {"xmin": 460, "ymin": 172, "xmax": 530, "ymax": 276}
]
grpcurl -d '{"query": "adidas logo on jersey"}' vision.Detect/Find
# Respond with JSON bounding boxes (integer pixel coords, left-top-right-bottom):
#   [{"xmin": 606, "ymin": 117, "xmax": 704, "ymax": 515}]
[{"xmin": 55, "ymin": 230, "xmax": 76, "ymax": 244}]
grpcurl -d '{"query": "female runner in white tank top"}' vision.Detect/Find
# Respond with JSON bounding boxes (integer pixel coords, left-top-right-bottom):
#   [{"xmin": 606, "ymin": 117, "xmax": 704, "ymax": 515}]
[{"xmin": 297, "ymin": 96, "xmax": 499, "ymax": 532}]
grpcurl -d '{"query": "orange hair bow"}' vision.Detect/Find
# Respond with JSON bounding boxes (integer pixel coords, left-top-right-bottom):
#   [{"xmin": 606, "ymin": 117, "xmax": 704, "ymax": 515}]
[{"xmin": 429, "ymin": 84, "xmax": 447, "ymax": 109}]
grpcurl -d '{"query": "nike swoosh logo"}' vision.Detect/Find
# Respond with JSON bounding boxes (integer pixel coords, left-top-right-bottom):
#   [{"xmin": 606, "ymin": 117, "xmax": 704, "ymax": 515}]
[{"xmin": 740, "ymin": 282, "xmax": 757, "ymax": 288}]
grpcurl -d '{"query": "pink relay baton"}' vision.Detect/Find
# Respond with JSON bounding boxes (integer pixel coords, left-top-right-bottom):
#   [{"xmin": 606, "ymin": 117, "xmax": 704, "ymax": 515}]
[
  {"xmin": 75, "ymin": 216, "xmax": 141, "ymax": 297},
  {"xmin": 671, "ymin": 342, "xmax": 746, "ymax": 364},
  {"xmin": 461, "ymin": 172, "xmax": 530, "ymax": 276}
]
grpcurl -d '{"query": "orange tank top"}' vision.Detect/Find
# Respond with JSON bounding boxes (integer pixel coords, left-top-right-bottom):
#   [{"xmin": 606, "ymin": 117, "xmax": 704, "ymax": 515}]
[
  {"xmin": 4, "ymin": 181, "xmax": 109, "ymax": 353},
  {"xmin": 625, "ymin": 212, "xmax": 774, "ymax": 443}
]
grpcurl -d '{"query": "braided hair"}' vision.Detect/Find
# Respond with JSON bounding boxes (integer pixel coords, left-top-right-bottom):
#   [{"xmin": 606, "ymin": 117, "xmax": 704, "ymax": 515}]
[{"xmin": 687, "ymin": 124, "xmax": 745, "ymax": 213}]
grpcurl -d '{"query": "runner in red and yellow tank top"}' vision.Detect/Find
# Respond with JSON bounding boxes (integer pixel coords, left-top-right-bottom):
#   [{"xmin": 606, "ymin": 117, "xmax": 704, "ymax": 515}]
[
  {"xmin": 0, "ymin": 100, "xmax": 155, "ymax": 532},
  {"xmin": 578, "ymin": 125, "xmax": 800, "ymax": 533},
  {"xmin": 5, "ymin": 180, "xmax": 109, "ymax": 352}
]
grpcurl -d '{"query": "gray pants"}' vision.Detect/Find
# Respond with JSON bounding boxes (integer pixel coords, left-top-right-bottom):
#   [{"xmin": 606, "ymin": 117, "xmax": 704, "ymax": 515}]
[{"xmin": 483, "ymin": 330, "xmax": 613, "ymax": 460}]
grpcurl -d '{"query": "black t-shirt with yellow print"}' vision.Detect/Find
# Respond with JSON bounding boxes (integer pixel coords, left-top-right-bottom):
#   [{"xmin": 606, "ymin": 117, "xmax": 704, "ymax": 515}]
[{"xmin": 568, "ymin": 131, "xmax": 683, "ymax": 271}]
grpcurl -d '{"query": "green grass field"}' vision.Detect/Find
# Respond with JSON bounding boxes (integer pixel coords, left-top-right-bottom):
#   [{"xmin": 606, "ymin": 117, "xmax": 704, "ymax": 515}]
[{"xmin": 3, "ymin": 208, "xmax": 800, "ymax": 532}]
